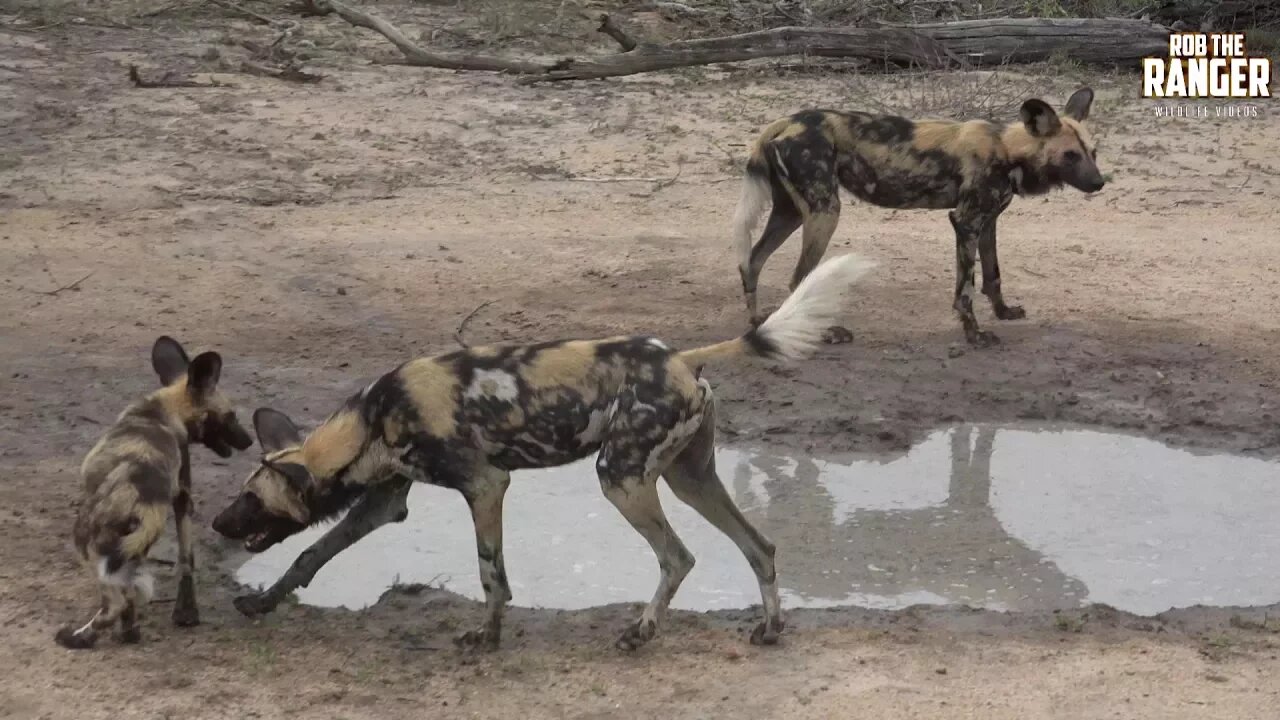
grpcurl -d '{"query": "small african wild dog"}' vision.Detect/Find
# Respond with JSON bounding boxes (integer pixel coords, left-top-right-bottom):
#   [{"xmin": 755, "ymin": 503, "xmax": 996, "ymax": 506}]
[
  {"xmin": 211, "ymin": 254, "xmax": 874, "ymax": 652},
  {"xmin": 734, "ymin": 87, "xmax": 1104, "ymax": 346},
  {"xmin": 56, "ymin": 337, "xmax": 253, "ymax": 649}
]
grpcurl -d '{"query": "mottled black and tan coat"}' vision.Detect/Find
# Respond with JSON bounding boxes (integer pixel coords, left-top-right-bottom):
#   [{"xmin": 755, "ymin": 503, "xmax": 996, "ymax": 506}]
[
  {"xmin": 734, "ymin": 88, "xmax": 1104, "ymax": 346},
  {"xmin": 212, "ymin": 254, "xmax": 874, "ymax": 651},
  {"xmin": 55, "ymin": 337, "xmax": 252, "ymax": 649}
]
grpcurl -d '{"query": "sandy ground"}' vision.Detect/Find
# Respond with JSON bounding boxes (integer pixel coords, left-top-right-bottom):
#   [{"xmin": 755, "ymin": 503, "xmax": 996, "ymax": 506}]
[{"xmin": 2, "ymin": 3, "xmax": 1279, "ymax": 718}]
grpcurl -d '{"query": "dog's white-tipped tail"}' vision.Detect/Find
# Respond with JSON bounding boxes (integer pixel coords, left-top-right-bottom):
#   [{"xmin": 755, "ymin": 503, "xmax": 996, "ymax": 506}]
[
  {"xmin": 676, "ymin": 253, "xmax": 875, "ymax": 369},
  {"xmin": 751, "ymin": 253, "xmax": 876, "ymax": 362},
  {"xmin": 733, "ymin": 169, "xmax": 771, "ymax": 276}
]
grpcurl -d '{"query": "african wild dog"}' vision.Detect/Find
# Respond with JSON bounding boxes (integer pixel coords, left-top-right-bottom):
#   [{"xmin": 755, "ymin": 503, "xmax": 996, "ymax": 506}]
[
  {"xmin": 211, "ymin": 254, "xmax": 874, "ymax": 651},
  {"xmin": 734, "ymin": 87, "xmax": 1103, "ymax": 346},
  {"xmin": 55, "ymin": 337, "xmax": 253, "ymax": 649}
]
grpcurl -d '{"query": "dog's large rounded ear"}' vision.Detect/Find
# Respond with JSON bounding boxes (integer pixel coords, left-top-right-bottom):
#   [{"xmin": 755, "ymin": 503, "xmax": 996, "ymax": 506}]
[
  {"xmin": 187, "ymin": 351, "xmax": 223, "ymax": 395},
  {"xmin": 1020, "ymin": 98, "xmax": 1062, "ymax": 138},
  {"xmin": 1064, "ymin": 87, "xmax": 1094, "ymax": 122},
  {"xmin": 152, "ymin": 336, "xmax": 190, "ymax": 386},
  {"xmin": 254, "ymin": 408, "xmax": 303, "ymax": 453}
]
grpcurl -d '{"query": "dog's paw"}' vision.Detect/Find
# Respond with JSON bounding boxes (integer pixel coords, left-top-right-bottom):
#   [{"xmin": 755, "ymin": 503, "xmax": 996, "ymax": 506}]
[
  {"xmin": 233, "ymin": 592, "xmax": 278, "ymax": 618},
  {"xmin": 453, "ymin": 627, "xmax": 500, "ymax": 652},
  {"xmin": 615, "ymin": 618, "xmax": 657, "ymax": 651},
  {"xmin": 821, "ymin": 326, "xmax": 854, "ymax": 344},
  {"xmin": 55, "ymin": 626, "xmax": 97, "ymax": 650},
  {"xmin": 172, "ymin": 606, "xmax": 200, "ymax": 628},
  {"xmin": 119, "ymin": 626, "xmax": 143, "ymax": 644},
  {"xmin": 968, "ymin": 330, "xmax": 1001, "ymax": 348},
  {"xmin": 995, "ymin": 304, "xmax": 1026, "ymax": 320},
  {"xmin": 748, "ymin": 618, "xmax": 784, "ymax": 646}
]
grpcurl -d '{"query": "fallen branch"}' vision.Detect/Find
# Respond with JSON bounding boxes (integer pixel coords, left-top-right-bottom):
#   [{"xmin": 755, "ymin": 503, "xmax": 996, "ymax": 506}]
[
  {"xmin": 129, "ymin": 65, "xmax": 224, "ymax": 88},
  {"xmin": 455, "ymin": 300, "xmax": 496, "ymax": 349},
  {"xmin": 240, "ymin": 60, "xmax": 324, "ymax": 83},
  {"xmin": 30, "ymin": 271, "xmax": 94, "ymax": 297},
  {"xmin": 308, "ymin": 3, "xmax": 1169, "ymax": 83}
]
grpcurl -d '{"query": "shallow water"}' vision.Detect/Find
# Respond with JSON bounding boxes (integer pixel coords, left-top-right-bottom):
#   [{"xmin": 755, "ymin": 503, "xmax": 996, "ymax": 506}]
[{"xmin": 232, "ymin": 424, "xmax": 1280, "ymax": 616}]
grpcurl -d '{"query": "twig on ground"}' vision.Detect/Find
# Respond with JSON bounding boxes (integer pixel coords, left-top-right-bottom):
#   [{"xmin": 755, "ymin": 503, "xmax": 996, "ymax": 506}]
[
  {"xmin": 597, "ymin": 13, "xmax": 639, "ymax": 52},
  {"xmin": 455, "ymin": 300, "xmax": 496, "ymax": 349},
  {"xmin": 240, "ymin": 60, "xmax": 323, "ymax": 83},
  {"xmin": 129, "ymin": 65, "xmax": 224, "ymax": 88},
  {"xmin": 29, "ymin": 271, "xmax": 95, "ymax": 296}
]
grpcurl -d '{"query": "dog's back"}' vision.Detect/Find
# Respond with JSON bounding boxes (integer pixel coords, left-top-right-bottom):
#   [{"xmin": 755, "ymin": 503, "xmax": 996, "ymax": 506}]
[{"xmin": 73, "ymin": 399, "xmax": 183, "ymax": 565}]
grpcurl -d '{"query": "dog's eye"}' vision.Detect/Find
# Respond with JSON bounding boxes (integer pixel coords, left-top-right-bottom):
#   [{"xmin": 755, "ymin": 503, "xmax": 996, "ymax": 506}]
[{"xmin": 1064, "ymin": 150, "xmax": 1082, "ymax": 163}]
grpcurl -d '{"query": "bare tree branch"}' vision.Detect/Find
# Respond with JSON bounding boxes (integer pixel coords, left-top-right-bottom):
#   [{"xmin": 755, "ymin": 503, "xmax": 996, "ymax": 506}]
[{"xmin": 313, "ymin": 0, "xmax": 547, "ymax": 73}]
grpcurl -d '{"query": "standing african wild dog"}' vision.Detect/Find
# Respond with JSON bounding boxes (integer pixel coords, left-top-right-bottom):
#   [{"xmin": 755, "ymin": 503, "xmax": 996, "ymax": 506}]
[
  {"xmin": 734, "ymin": 88, "xmax": 1104, "ymax": 346},
  {"xmin": 211, "ymin": 254, "xmax": 874, "ymax": 651},
  {"xmin": 55, "ymin": 337, "xmax": 253, "ymax": 649}
]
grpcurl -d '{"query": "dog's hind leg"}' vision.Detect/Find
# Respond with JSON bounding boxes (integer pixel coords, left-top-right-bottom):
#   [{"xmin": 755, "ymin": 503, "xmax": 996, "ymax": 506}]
[
  {"xmin": 55, "ymin": 574, "xmax": 130, "ymax": 650},
  {"xmin": 233, "ymin": 476, "xmax": 413, "ymax": 617},
  {"xmin": 454, "ymin": 465, "xmax": 513, "ymax": 652},
  {"xmin": 599, "ymin": 473, "xmax": 695, "ymax": 651},
  {"xmin": 663, "ymin": 401, "xmax": 783, "ymax": 645},
  {"xmin": 741, "ymin": 183, "xmax": 803, "ymax": 326},
  {"xmin": 787, "ymin": 181, "xmax": 850, "ymax": 344},
  {"xmin": 171, "ymin": 483, "xmax": 199, "ymax": 628}
]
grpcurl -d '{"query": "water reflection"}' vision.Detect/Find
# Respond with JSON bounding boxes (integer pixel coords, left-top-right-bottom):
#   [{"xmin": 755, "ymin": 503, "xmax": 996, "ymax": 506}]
[{"xmin": 234, "ymin": 424, "xmax": 1280, "ymax": 615}]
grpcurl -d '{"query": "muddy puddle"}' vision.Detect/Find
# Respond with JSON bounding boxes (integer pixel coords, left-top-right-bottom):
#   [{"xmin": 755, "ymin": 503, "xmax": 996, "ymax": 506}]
[{"xmin": 232, "ymin": 424, "xmax": 1280, "ymax": 616}]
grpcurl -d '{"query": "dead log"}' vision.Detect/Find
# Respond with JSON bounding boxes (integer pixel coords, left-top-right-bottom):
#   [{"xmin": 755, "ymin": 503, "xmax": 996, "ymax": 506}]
[
  {"xmin": 906, "ymin": 18, "xmax": 1172, "ymax": 66},
  {"xmin": 308, "ymin": 2, "xmax": 1171, "ymax": 82}
]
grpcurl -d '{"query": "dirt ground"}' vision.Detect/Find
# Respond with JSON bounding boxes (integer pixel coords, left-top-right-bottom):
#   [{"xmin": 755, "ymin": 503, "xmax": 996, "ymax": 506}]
[{"xmin": 2, "ymin": 3, "xmax": 1279, "ymax": 718}]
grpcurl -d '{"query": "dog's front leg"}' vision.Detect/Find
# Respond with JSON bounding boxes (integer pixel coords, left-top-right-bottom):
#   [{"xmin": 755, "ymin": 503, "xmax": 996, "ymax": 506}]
[
  {"xmin": 950, "ymin": 203, "xmax": 998, "ymax": 347},
  {"xmin": 233, "ymin": 476, "xmax": 412, "ymax": 616},
  {"xmin": 978, "ymin": 206, "xmax": 1025, "ymax": 321},
  {"xmin": 454, "ymin": 467, "xmax": 512, "ymax": 652}
]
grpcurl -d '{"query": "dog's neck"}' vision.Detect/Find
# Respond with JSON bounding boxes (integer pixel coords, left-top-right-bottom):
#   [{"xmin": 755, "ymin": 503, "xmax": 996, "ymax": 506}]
[
  {"xmin": 124, "ymin": 384, "xmax": 193, "ymax": 439},
  {"xmin": 1008, "ymin": 161, "xmax": 1063, "ymax": 197},
  {"xmin": 294, "ymin": 407, "xmax": 378, "ymax": 489}
]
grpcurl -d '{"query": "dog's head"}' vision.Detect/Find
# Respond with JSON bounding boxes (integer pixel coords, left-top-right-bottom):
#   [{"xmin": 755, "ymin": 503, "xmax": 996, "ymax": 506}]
[
  {"xmin": 212, "ymin": 408, "xmax": 316, "ymax": 552},
  {"xmin": 151, "ymin": 336, "xmax": 253, "ymax": 458},
  {"xmin": 1010, "ymin": 87, "xmax": 1104, "ymax": 195}
]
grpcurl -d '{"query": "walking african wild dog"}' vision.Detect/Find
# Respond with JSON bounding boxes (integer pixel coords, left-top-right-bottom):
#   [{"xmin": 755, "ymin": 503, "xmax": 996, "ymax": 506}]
[
  {"xmin": 734, "ymin": 87, "xmax": 1104, "ymax": 346},
  {"xmin": 211, "ymin": 254, "xmax": 874, "ymax": 651},
  {"xmin": 55, "ymin": 337, "xmax": 253, "ymax": 649}
]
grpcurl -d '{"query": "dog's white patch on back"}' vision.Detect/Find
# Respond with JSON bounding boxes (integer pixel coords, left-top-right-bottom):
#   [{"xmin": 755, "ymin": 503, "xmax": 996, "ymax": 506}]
[
  {"xmin": 464, "ymin": 369, "xmax": 519, "ymax": 402},
  {"xmin": 647, "ymin": 338, "xmax": 669, "ymax": 351}
]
